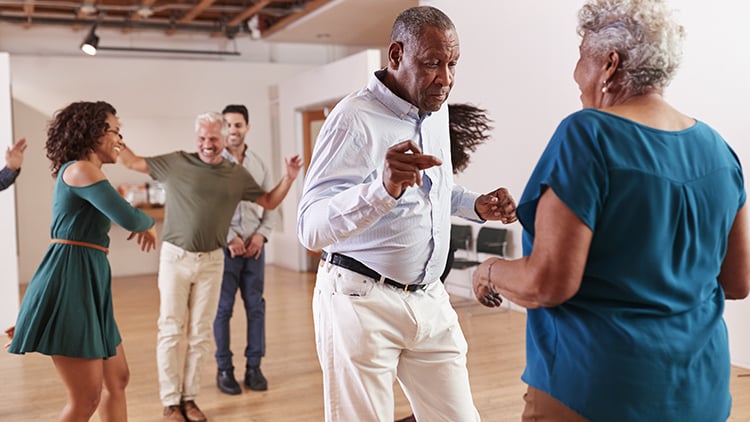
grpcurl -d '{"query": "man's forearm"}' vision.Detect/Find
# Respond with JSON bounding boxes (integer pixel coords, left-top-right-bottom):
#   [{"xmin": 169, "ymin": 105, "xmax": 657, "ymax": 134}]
[
  {"xmin": 118, "ymin": 146, "xmax": 149, "ymax": 174},
  {"xmin": 256, "ymin": 175, "xmax": 293, "ymax": 210}
]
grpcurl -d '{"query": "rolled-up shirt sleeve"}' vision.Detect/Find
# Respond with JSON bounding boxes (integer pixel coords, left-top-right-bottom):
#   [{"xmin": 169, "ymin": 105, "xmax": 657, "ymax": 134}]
[{"xmin": 0, "ymin": 166, "xmax": 20, "ymax": 191}]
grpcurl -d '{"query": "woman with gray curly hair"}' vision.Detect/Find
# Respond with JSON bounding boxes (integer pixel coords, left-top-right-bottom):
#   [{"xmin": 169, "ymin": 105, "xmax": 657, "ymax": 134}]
[{"xmin": 472, "ymin": 0, "xmax": 749, "ymax": 420}]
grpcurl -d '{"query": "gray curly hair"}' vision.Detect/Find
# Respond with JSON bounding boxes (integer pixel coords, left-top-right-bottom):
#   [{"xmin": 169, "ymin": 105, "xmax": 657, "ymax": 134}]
[{"xmin": 577, "ymin": 0, "xmax": 686, "ymax": 94}]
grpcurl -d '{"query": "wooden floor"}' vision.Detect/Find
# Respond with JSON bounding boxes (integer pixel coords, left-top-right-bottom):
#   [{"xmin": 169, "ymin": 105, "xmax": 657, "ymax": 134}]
[{"xmin": 2, "ymin": 265, "xmax": 749, "ymax": 421}]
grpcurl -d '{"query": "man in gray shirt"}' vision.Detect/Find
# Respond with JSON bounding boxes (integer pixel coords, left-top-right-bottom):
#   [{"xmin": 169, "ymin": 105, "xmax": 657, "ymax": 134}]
[{"xmin": 213, "ymin": 105, "xmax": 277, "ymax": 395}]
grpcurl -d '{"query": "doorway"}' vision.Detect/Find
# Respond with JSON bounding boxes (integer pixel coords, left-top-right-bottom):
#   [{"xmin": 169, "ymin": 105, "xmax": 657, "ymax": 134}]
[{"xmin": 301, "ymin": 105, "xmax": 335, "ymax": 272}]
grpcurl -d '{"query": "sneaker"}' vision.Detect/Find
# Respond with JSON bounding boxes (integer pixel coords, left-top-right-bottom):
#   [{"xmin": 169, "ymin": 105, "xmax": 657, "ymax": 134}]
[
  {"xmin": 163, "ymin": 405, "xmax": 186, "ymax": 422},
  {"xmin": 217, "ymin": 368, "xmax": 241, "ymax": 395},
  {"xmin": 244, "ymin": 366, "xmax": 268, "ymax": 391},
  {"xmin": 180, "ymin": 400, "xmax": 207, "ymax": 422}
]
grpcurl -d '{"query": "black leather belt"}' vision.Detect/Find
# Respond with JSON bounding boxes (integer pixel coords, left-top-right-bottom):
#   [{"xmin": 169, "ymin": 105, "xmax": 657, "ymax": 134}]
[{"xmin": 321, "ymin": 251, "xmax": 427, "ymax": 292}]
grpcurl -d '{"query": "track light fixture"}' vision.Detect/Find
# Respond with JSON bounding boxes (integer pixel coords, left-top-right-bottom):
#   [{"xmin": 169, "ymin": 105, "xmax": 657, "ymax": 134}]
[
  {"xmin": 95, "ymin": 46, "xmax": 241, "ymax": 56},
  {"xmin": 78, "ymin": 23, "xmax": 240, "ymax": 57},
  {"xmin": 80, "ymin": 24, "xmax": 99, "ymax": 55}
]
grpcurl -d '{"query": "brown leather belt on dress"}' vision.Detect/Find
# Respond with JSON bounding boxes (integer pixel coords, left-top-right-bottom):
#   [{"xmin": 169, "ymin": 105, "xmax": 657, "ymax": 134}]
[
  {"xmin": 320, "ymin": 251, "xmax": 426, "ymax": 292},
  {"xmin": 51, "ymin": 238, "xmax": 109, "ymax": 255}
]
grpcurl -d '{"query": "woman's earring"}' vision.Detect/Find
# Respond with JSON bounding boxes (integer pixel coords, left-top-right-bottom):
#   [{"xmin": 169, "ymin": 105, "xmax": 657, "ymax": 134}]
[{"xmin": 601, "ymin": 80, "xmax": 609, "ymax": 94}]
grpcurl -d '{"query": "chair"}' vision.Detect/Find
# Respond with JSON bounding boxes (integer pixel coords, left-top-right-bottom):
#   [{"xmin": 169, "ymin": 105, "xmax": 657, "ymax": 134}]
[
  {"xmin": 475, "ymin": 226, "xmax": 508, "ymax": 258},
  {"xmin": 449, "ymin": 224, "xmax": 476, "ymax": 270},
  {"xmin": 450, "ymin": 225, "xmax": 509, "ymax": 270},
  {"xmin": 444, "ymin": 225, "xmax": 510, "ymax": 304},
  {"xmin": 450, "ymin": 223, "xmax": 472, "ymax": 252}
]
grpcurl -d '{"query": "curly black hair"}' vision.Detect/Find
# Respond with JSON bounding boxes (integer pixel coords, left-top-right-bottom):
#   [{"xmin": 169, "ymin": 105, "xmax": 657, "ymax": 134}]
[
  {"xmin": 448, "ymin": 103, "xmax": 493, "ymax": 174},
  {"xmin": 45, "ymin": 101, "xmax": 117, "ymax": 176}
]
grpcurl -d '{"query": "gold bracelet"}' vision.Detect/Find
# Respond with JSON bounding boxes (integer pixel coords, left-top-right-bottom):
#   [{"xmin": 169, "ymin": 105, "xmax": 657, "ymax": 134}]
[
  {"xmin": 483, "ymin": 259, "xmax": 503, "ymax": 306},
  {"xmin": 489, "ymin": 258, "xmax": 504, "ymax": 296}
]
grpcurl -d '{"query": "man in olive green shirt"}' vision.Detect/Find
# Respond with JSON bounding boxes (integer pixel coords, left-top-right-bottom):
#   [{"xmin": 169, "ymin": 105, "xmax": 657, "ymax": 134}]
[{"xmin": 119, "ymin": 111, "xmax": 301, "ymax": 422}]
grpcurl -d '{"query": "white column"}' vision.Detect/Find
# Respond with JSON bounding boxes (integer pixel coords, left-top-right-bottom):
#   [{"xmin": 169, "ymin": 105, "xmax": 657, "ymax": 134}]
[{"xmin": 0, "ymin": 52, "xmax": 20, "ymax": 329}]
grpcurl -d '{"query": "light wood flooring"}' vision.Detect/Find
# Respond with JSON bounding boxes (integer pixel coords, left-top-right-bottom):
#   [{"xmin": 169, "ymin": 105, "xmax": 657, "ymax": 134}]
[{"xmin": 1, "ymin": 265, "xmax": 749, "ymax": 421}]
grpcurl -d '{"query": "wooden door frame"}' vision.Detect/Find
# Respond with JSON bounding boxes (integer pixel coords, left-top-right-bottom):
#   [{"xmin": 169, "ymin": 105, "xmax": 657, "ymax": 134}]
[
  {"xmin": 300, "ymin": 106, "xmax": 334, "ymax": 270},
  {"xmin": 302, "ymin": 108, "xmax": 327, "ymax": 173}
]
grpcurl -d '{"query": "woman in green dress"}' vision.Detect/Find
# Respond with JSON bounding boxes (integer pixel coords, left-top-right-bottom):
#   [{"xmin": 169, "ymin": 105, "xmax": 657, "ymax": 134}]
[{"xmin": 7, "ymin": 101, "xmax": 158, "ymax": 421}]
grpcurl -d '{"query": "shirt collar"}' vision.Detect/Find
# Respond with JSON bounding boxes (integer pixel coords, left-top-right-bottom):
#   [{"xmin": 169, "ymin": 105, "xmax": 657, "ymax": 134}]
[
  {"xmin": 368, "ymin": 69, "xmax": 425, "ymax": 121},
  {"xmin": 221, "ymin": 145, "xmax": 245, "ymax": 163},
  {"xmin": 221, "ymin": 148, "xmax": 234, "ymax": 162}
]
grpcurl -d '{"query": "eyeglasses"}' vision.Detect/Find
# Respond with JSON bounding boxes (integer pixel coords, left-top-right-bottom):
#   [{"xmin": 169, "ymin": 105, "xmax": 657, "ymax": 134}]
[{"xmin": 106, "ymin": 129, "xmax": 123, "ymax": 140}]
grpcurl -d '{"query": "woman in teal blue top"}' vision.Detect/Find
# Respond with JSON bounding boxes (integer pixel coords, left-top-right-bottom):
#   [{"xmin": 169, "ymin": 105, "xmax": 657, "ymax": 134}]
[
  {"xmin": 472, "ymin": 1, "xmax": 749, "ymax": 421},
  {"xmin": 7, "ymin": 101, "xmax": 158, "ymax": 421}
]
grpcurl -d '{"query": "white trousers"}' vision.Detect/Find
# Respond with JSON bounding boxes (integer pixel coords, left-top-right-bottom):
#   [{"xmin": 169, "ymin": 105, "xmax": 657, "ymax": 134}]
[
  {"xmin": 313, "ymin": 260, "xmax": 481, "ymax": 422},
  {"xmin": 156, "ymin": 241, "xmax": 224, "ymax": 406}
]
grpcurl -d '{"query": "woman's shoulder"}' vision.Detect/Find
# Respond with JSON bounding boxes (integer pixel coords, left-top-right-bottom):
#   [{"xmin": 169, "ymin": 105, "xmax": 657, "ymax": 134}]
[
  {"xmin": 554, "ymin": 108, "xmax": 648, "ymax": 143},
  {"xmin": 61, "ymin": 160, "xmax": 107, "ymax": 188},
  {"xmin": 548, "ymin": 109, "xmax": 608, "ymax": 142},
  {"xmin": 560, "ymin": 108, "xmax": 611, "ymax": 126}
]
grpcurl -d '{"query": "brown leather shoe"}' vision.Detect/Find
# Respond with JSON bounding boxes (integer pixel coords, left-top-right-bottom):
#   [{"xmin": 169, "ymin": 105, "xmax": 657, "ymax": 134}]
[
  {"xmin": 181, "ymin": 400, "xmax": 207, "ymax": 422},
  {"xmin": 163, "ymin": 405, "xmax": 186, "ymax": 422}
]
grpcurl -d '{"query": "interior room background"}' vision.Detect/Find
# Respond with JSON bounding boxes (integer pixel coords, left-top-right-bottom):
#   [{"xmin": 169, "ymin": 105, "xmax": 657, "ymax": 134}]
[{"xmin": 1, "ymin": 0, "xmax": 748, "ymax": 367}]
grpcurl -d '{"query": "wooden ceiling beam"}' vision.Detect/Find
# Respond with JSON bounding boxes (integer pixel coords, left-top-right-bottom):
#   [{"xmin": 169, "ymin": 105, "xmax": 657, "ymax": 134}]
[
  {"xmin": 177, "ymin": 0, "xmax": 217, "ymax": 24},
  {"xmin": 206, "ymin": 0, "xmax": 272, "ymax": 37},
  {"xmin": 22, "ymin": 0, "xmax": 34, "ymax": 28},
  {"xmin": 259, "ymin": 0, "xmax": 332, "ymax": 39},
  {"xmin": 129, "ymin": 0, "xmax": 158, "ymax": 23},
  {"xmin": 226, "ymin": 0, "xmax": 272, "ymax": 27},
  {"xmin": 22, "ymin": 0, "xmax": 34, "ymax": 16}
]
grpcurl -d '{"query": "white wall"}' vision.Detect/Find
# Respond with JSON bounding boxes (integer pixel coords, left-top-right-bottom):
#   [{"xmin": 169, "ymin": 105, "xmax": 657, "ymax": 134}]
[
  {"xmin": 427, "ymin": 0, "xmax": 750, "ymax": 368},
  {"xmin": 668, "ymin": 0, "xmax": 750, "ymax": 370},
  {"xmin": 0, "ymin": 53, "xmax": 20, "ymax": 329},
  {"xmin": 423, "ymin": 0, "xmax": 582, "ymax": 259},
  {"xmin": 10, "ymin": 55, "xmax": 312, "ymax": 281}
]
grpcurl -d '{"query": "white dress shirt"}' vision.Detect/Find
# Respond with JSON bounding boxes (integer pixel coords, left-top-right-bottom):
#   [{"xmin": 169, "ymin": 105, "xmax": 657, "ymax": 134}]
[
  {"xmin": 297, "ymin": 70, "xmax": 481, "ymax": 285},
  {"xmin": 222, "ymin": 147, "xmax": 279, "ymax": 244}
]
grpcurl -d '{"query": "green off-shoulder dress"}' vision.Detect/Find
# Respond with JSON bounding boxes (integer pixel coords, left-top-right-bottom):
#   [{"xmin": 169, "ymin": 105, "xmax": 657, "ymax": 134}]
[{"xmin": 8, "ymin": 161, "xmax": 154, "ymax": 359}]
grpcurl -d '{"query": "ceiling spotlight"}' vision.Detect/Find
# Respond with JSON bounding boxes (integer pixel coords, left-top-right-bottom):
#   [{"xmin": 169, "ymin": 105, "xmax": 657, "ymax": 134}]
[
  {"xmin": 247, "ymin": 15, "xmax": 261, "ymax": 40},
  {"xmin": 79, "ymin": 1, "xmax": 97, "ymax": 16},
  {"xmin": 136, "ymin": 6, "xmax": 154, "ymax": 18},
  {"xmin": 80, "ymin": 24, "xmax": 99, "ymax": 55}
]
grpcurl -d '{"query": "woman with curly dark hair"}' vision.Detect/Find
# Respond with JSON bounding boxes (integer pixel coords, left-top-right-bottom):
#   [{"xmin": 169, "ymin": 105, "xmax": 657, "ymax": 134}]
[
  {"xmin": 397, "ymin": 104, "xmax": 499, "ymax": 422},
  {"xmin": 437, "ymin": 103, "xmax": 496, "ymax": 282},
  {"xmin": 7, "ymin": 101, "xmax": 158, "ymax": 421},
  {"xmin": 448, "ymin": 102, "xmax": 493, "ymax": 175}
]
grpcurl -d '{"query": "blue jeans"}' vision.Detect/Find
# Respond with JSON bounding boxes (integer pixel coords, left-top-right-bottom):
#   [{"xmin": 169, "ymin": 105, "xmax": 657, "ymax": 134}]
[{"xmin": 213, "ymin": 246, "xmax": 266, "ymax": 371}]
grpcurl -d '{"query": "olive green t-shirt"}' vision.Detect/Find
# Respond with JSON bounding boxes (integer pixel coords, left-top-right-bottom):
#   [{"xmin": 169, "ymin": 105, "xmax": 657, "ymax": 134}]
[{"xmin": 145, "ymin": 151, "xmax": 265, "ymax": 252}]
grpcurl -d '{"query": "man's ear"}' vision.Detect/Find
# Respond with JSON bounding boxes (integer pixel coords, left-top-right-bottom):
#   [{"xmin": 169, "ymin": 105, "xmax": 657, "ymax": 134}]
[{"xmin": 388, "ymin": 42, "xmax": 403, "ymax": 70}]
